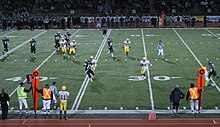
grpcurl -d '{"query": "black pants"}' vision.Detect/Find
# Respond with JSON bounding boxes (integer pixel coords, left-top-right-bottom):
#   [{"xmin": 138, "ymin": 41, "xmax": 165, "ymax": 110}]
[
  {"xmin": 1, "ymin": 104, "xmax": 8, "ymax": 120},
  {"xmin": 31, "ymin": 48, "xmax": 36, "ymax": 54},
  {"xmin": 86, "ymin": 70, "xmax": 94, "ymax": 78},
  {"xmin": 208, "ymin": 71, "xmax": 217, "ymax": 79},
  {"xmin": 108, "ymin": 47, "xmax": 114, "ymax": 53},
  {"xmin": 4, "ymin": 45, "xmax": 8, "ymax": 52},
  {"xmin": 172, "ymin": 102, "xmax": 180, "ymax": 110}
]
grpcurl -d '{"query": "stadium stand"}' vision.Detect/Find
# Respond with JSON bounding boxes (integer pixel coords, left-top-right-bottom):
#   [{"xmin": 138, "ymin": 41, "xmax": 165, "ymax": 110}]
[{"xmin": 0, "ymin": 0, "xmax": 220, "ymax": 29}]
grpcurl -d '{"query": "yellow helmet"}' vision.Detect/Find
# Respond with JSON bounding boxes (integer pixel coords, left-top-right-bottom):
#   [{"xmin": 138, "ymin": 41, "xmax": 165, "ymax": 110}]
[
  {"xmin": 72, "ymin": 39, "xmax": 75, "ymax": 42},
  {"xmin": 203, "ymin": 67, "xmax": 207, "ymax": 70},
  {"xmin": 126, "ymin": 38, "xmax": 129, "ymax": 41},
  {"xmin": 143, "ymin": 57, "xmax": 147, "ymax": 61},
  {"xmin": 62, "ymin": 85, "xmax": 66, "ymax": 91},
  {"xmin": 58, "ymin": 31, "xmax": 61, "ymax": 34},
  {"xmin": 90, "ymin": 56, "xmax": 94, "ymax": 59},
  {"xmin": 62, "ymin": 37, "xmax": 65, "ymax": 40}
]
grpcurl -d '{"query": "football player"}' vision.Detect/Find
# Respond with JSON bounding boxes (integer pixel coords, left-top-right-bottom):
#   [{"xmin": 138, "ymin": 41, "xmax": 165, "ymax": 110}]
[
  {"xmin": 54, "ymin": 32, "xmax": 61, "ymax": 50},
  {"xmin": 203, "ymin": 67, "xmax": 210, "ymax": 86},
  {"xmin": 107, "ymin": 38, "xmax": 114, "ymax": 57},
  {"xmin": 30, "ymin": 38, "xmax": 37, "ymax": 57},
  {"xmin": 88, "ymin": 56, "xmax": 97, "ymax": 72},
  {"xmin": 59, "ymin": 85, "xmax": 70, "ymax": 119},
  {"xmin": 84, "ymin": 58, "xmax": 95, "ymax": 82},
  {"xmin": 102, "ymin": 25, "xmax": 107, "ymax": 38},
  {"xmin": 140, "ymin": 57, "xmax": 151, "ymax": 79},
  {"xmin": 64, "ymin": 32, "xmax": 71, "ymax": 53},
  {"xmin": 2, "ymin": 36, "xmax": 10, "ymax": 56},
  {"xmin": 123, "ymin": 38, "xmax": 131, "ymax": 56},
  {"xmin": 69, "ymin": 39, "xmax": 77, "ymax": 59},
  {"xmin": 157, "ymin": 40, "xmax": 164, "ymax": 59},
  {"xmin": 60, "ymin": 37, "xmax": 67, "ymax": 56},
  {"xmin": 208, "ymin": 61, "xmax": 219, "ymax": 79}
]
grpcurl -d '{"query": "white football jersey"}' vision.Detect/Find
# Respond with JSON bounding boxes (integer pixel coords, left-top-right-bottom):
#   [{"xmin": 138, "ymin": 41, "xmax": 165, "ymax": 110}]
[
  {"xmin": 123, "ymin": 40, "xmax": 131, "ymax": 46},
  {"xmin": 60, "ymin": 40, "xmax": 67, "ymax": 47},
  {"xmin": 140, "ymin": 60, "xmax": 149, "ymax": 67},
  {"xmin": 59, "ymin": 91, "xmax": 70, "ymax": 102}
]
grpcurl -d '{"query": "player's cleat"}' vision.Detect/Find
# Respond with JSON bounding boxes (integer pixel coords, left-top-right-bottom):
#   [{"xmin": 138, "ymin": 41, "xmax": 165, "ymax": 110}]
[{"xmin": 90, "ymin": 78, "xmax": 93, "ymax": 82}]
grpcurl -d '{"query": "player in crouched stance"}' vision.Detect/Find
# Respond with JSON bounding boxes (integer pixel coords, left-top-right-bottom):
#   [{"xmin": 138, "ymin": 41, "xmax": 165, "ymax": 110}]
[
  {"xmin": 69, "ymin": 39, "xmax": 77, "ymax": 60},
  {"xmin": 84, "ymin": 56, "xmax": 97, "ymax": 82},
  {"xmin": 59, "ymin": 85, "xmax": 69, "ymax": 119},
  {"xmin": 140, "ymin": 57, "xmax": 152, "ymax": 79}
]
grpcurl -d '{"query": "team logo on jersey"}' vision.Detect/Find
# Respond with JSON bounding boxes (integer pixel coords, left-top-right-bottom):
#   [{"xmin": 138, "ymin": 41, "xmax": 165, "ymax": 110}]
[{"xmin": 128, "ymin": 76, "xmax": 144, "ymax": 81}]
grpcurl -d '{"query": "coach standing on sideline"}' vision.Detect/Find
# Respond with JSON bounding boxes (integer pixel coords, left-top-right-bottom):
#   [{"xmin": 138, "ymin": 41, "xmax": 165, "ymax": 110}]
[
  {"xmin": 0, "ymin": 89, "xmax": 10, "ymax": 120},
  {"xmin": 169, "ymin": 85, "xmax": 185, "ymax": 117}
]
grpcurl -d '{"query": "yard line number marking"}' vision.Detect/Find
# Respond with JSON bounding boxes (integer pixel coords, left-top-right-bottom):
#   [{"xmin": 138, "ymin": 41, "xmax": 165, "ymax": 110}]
[{"xmin": 9, "ymin": 29, "xmax": 80, "ymax": 97}]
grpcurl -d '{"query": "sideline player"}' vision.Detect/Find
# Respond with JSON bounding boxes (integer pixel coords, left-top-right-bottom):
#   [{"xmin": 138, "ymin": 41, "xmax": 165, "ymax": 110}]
[
  {"xmin": 123, "ymin": 38, "xmax": 131, "ymax": 56},
  {"xmin": 30, "ymin": 38, "xmax": 37, "ymax": 57},
  {"xmin": 140, "ymin": 57, "xmax": 152, "ymax": 79},
  {"xmin": 157, "ymin": 40, "xmax": 164, "ymax": 59},
  {"xmin": 107, "ymin": 38, "xmax": 114, "ymax": 57},
  {"xmin": 59, "ymin": 85, "xmax": 70, "ymax": 119},
  {"xmin": 2, "ymin": 36, "xmax": 10, "ymax": 56},
  {"xmin": 69, "ymin": 39, "xmax": 77, "ymax": 59}
]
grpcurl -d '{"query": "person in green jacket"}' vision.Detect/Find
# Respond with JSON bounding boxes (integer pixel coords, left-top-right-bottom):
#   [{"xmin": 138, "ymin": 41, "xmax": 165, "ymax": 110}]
[{"xmin": 17, "ymin": 82, "xmax": 32, "ymax": 117}]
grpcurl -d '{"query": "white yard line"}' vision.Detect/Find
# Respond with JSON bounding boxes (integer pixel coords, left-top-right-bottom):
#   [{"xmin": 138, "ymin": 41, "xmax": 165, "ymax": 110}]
[
  {"xmin": 0, "ymin": 30, "xmax": 47, "ymax": 60},
  {"xmin": 9, "ymin": 29, "xmax": 80, "ymax": 97},
  {"xmin": 0, "ymin": 30, "xmax": 16, "ymax": 38},
  {"xmin": 205, "ymin": 28, "xmax": 220, "ymax": 39},
  {"xmin": 173, "ymin": 28, "xmax": 220, "ymax": 92},
  {"xmin": 71, "ymin": 29, "xmax": 112, "ymax": 110},
  {"xmin": 141, "ymin": 29, "xmax": 155, "ymax": 110}
]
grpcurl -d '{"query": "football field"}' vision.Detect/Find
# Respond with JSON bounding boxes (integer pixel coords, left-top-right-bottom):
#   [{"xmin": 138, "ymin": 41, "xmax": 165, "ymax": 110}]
[{"xmin": 0, "ymin": 28, "xmax": 219, "ymax": 115}]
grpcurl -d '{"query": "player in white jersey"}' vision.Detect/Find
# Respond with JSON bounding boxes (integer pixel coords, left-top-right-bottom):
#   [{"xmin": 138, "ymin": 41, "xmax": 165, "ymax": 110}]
[
  {"xmin": 50, "ymin": 82, "xmax": 58, "ymax": 110},
  {"xmin": 60, "ymin": 37, "xmax": 67, "ymax": 56},
  {"xmin": 69, "ymin": 39, "xmax": 77, "ymax": 59},
  {"xmin": 140, "ymin": 57, "xmax": 151, "ymax": 79},
  {"xmin": 59, "ymin": 85, "xmax": 70, "ymax": 119},
  {"xmin": 157, "ymin": 40, "xmax": 164, "ymax": 59}
]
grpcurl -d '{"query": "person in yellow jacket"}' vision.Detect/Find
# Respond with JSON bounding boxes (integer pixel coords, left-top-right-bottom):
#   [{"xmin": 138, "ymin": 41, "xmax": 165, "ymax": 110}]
[
  {"xmin": 58, "ymin": 85, "xmax": 69, "ymax": 119},
  {"xmin": 186, "ymin": 83, "xmax": 201, "ymax": 114},
  {"xmin": 17, "ymin": 82, "xmax": 32, "ymax": 117},
  {"xmin": 36, "ymin": 84, "xmax": 53, "ymax": 115}
]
